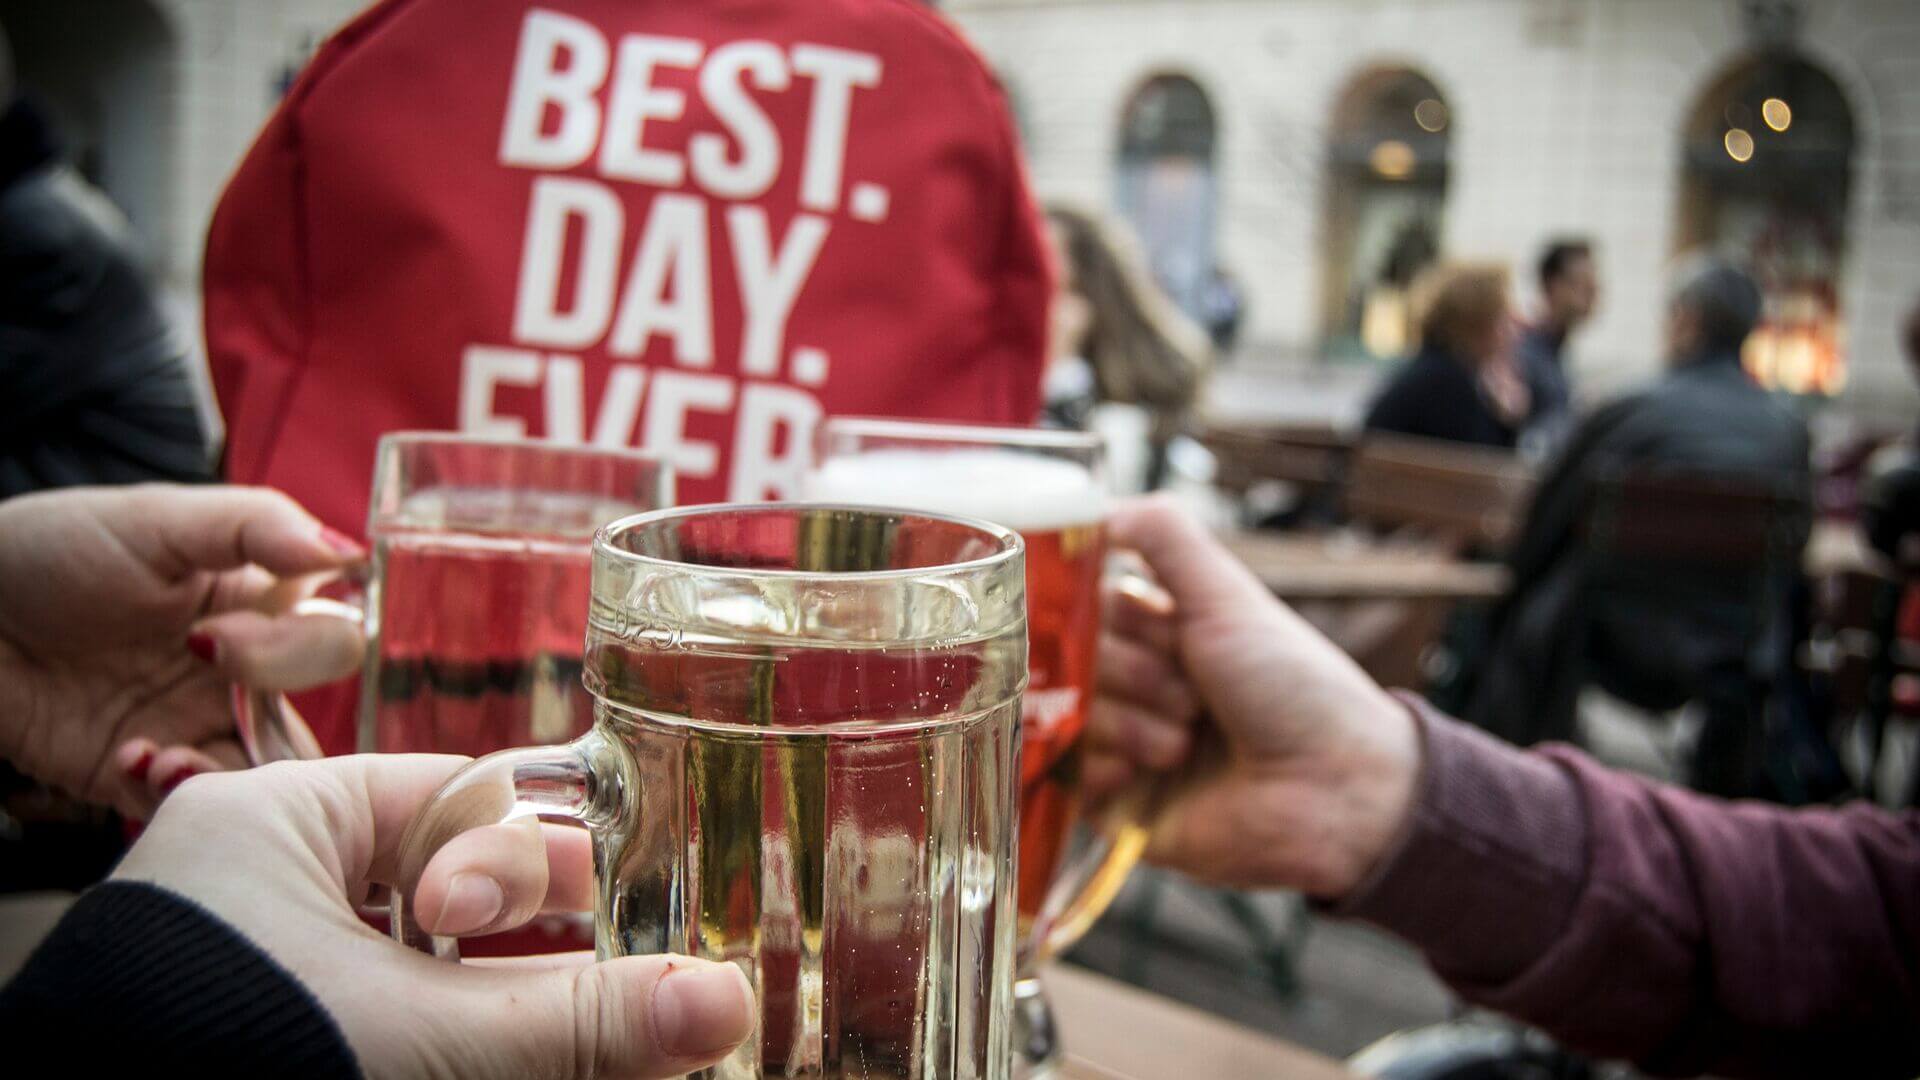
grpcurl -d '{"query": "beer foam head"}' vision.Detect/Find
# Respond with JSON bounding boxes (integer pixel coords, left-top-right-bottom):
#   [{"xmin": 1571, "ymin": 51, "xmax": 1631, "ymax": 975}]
[{"xmin": 804, "ymin": 448, "xmax": 1106, "ymax": 532}]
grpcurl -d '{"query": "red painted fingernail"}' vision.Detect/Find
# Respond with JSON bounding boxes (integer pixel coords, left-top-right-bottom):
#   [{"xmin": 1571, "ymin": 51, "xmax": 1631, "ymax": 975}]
[
  {"xmin": 318, "ymin": 525, "xmax": 365, "ymax": 557},
  {"xmin": 125, "ymin": 747, "xmax": 154, "ymax": 782},
  {"xmin": 159, "ymin": 768, "xmax": 198, "ymax": 795},
  {"xmin": 186, "ymin": 632, "xmax": 218, "ymax": 664}
]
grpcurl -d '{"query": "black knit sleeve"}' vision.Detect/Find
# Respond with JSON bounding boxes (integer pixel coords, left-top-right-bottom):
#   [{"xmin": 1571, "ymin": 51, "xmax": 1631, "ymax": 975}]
[{"xmin": 0, "ymin": 881, "xmax": 360, "ymax": 1077}]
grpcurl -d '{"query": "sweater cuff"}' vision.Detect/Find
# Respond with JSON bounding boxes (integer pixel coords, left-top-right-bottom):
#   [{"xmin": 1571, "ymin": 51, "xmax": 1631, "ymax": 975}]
[
  {"xmin": 1330, "ymin": 694, "xmax": 1589, "ymax": 985},
  {"xmin": 0, "ymin": 880, "xmax": 359, "ymax": 1077}
]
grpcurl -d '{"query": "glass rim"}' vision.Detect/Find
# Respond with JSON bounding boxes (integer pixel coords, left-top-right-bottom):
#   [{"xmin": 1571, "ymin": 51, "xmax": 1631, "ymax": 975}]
[
  {"xmin": 592, "ymin": 502, "xmax": 1025, "ymax": 583},
  {"xmin": 375, "ymin": 429, "xmax": 668, "ymax": 466},
  {"xmin": 821, "ymin": 416, "xmax": 1103, "ymax": 452}
]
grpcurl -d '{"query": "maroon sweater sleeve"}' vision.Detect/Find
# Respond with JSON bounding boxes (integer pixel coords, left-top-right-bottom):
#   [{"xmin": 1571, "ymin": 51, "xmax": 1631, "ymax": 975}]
[{"xmin": 1336, "ymin": 695, "xmax": 1920, "ymax": 1078}]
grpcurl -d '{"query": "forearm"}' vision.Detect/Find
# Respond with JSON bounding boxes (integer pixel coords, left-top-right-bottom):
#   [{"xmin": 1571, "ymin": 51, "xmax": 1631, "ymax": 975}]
[
  {"xmin": 1340, "ymin": 698, "xmax": 1920, "ymax": 1078},
  {"xmin": 0, "ymin": 882, "xmax": 360, "ymax": 1076}
]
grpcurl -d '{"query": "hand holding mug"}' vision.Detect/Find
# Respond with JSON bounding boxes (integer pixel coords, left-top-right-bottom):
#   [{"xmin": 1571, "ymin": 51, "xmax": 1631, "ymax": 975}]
[
  {"xmin": 1083, "ymin": 496, "xmax": 1421, "ymax": 897},
  {"xmin": 119, "ymin": 753, "xmax": 755, "ymax": 1078},
  {"xmin": 0, "ymin": 484, "xmax": 365, "ymax": 817}
]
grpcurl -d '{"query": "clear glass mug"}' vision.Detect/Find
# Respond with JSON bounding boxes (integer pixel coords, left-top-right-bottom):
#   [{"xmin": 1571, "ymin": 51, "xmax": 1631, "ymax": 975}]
[
  {"xmin": 236, "ymin": 432, "xmax": 672, "ymax": 765},
  {"xmin": 805, "ymin": 419, "xmax": 1160, "ymax": 1076},
  {"xmin": 390, "ymin": 505, "xmax": 1029, "ymax": 1079}
]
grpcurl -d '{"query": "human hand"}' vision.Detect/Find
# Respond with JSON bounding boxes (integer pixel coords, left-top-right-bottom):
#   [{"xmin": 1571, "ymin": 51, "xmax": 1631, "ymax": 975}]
[
  {"xmin": 1084, "ymin": 497, "xmax": 1420, "ymax": 897},
  {"xmin": 117, "ymin": 754, "xmax": 755, "ymax": 1079},
  {"xmin": 0, "ymin": 484, "xmax": 365, "ymax": 818}
]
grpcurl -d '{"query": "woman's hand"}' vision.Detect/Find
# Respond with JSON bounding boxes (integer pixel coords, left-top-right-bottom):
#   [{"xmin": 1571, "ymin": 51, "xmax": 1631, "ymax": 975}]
[
  {"xmin": 0, "ymin": 484, "xmax": 365, "ymax": 817},
  {"xmin": 118, "ymin": 754, "xmax": 755, "ymax": 1079}
]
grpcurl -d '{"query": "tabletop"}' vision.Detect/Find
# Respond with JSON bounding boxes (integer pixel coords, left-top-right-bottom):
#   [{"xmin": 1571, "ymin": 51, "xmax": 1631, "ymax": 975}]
[
  {"xmin": 1050, "ymin": 964, "xmax": 1356, "ymax": 1079},
  {"xmin": 1220, "ymin": 530, "xmax": 1510, "ymax": 603}
]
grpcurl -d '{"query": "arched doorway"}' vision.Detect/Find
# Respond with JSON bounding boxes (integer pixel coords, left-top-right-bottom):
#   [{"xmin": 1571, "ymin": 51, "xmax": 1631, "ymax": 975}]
[
  {"xmin": 1115, "ymin": 73, "xmax": 1217, "ymax": 320},
  {"xmin": 1, "ymin": 0, "xmax": 180, "ymax": 269},
  {"xmin": 1677, "ymin": 54, "xmax": 1856, "ymax": 395},
  {"xmin": 1320, "ymin": 67, "xmax": 1451, "ymax": 363}
]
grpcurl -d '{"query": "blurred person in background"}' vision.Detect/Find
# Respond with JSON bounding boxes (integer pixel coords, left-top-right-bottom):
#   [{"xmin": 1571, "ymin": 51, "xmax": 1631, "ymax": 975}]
[
  {"xmin": 1860, "ymin": 296, "xmax": 1920, "ymax": 570},
  {"xmin": 1363, "ymin": 261, "xmax": 1531, "ymax": 451},
  {"xmin": 1043, "ymin": 203, "xmax": 1212, "ymax": 493},
  {"xmin": 1085, "ymin": 498, "xmax": 1918, "ymax": 1079},
  {"xmin": 1463, "ymin": 255, "xmax": 1811, "ymax": 795},
  {"xmin": 0, "ymin": 29, "xmax": 215, "ymax": 895},
  {"xmin": 1199, "ymin": 263, "xmax": 1244, "ymax": 358},
  {"xmin": 0, "ymin": 31, "xmax": 212, "ymax": 499},
  {"xmin": 1516, "ymin": 238, "xmax": 1599, "ymax": 453}
]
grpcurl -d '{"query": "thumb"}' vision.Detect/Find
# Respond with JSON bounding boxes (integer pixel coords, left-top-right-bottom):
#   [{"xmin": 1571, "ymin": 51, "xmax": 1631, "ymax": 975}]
[{"xmin": 503, "ymin": 955, "xmax": 756, "ymax": 1078}]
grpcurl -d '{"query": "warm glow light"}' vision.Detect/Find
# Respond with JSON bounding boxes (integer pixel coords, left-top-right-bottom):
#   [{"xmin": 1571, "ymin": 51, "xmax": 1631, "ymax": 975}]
[
  {"xmin": 1724, "ymin": 128, "xmax": 1755, "ymax": 162},
  {"xmin": 1370, "ymin": 139, "xmax": 1416, "ymax": 179},
  {"xmin": 1413, "ymin": 98, "xmax": 1448, "ymax": 133},
  {"xmin": 1762, "ymin": 97, "xmax": 1792, "ymax": 132}
]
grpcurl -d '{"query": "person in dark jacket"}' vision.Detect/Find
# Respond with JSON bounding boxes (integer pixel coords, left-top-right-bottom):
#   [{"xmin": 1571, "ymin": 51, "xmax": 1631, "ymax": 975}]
[
  {"xmin": 1463, "ymin": 256, "xmax": 1810, "ymax": 794},
  {"xmin": 1514, "ymin": 238, "xmax": 1599, "ymax": 453},
  {"xmin": 0, "ymin": 89, "xmax": 213, "ymax": 498},
  {"xmin": 1364, "ymin": 261, "xmax": 1530, "ymax": 451},
  {"xmin": 1860, "ymin": 296, "xmax": 1920, "ymax": 568},
  {"xmin": 1084, "ymin": 499, "xmax": 1918, "ymax": 1079}
]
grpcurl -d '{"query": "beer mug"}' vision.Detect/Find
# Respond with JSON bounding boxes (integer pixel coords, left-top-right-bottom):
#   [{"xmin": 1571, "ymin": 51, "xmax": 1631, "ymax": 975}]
[
  {"xmin": 236, "ymin": 432, "xmax": 670, "ymax": 764},
  {"xmin": 806, "ymin": 419, "xmax": 1152, "ymax": 1075},
  {"xmin": 391, "ymin": 505, "xmax": 1028, "ymax": 1079}
]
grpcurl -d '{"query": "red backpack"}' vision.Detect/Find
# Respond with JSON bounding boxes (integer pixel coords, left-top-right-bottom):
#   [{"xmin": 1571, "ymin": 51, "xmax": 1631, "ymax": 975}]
[
  {"xmin": 204, "ymin": 0, "xmax": 1050, "ymax": 757},
  {"xmin": 206, "ymin": 0, "xmax": 1050, "ymax": 533}
]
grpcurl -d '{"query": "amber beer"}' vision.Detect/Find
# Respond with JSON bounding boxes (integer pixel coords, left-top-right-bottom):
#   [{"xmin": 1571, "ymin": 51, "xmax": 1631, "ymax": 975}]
[{"xmin": 805, "ymin": 445, "xmax": 1110, "ymax": 935}]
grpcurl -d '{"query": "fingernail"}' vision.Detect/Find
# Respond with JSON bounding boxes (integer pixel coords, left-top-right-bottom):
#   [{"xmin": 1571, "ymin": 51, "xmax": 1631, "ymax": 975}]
[
  {"xmin": 159, "ymin": 767, "xmax": 199, "ymax": 795},
  {"xmin": 318, "ymin": 525, "xmax": 365, "ymax": 557},
  {"xmin": 186, "ymin": 632, "xmax": 218, "ymax": 664},
  {"xmin": 653, "ymin": 964, "xmax": 753, "ymax": 1058},
  {"xmin": 124, "ymin": 747, "xmax": 154, "ymax": 782},
  {"xmin": 433, "ymin": 873, "xmax": 504, "ymax": 936}
]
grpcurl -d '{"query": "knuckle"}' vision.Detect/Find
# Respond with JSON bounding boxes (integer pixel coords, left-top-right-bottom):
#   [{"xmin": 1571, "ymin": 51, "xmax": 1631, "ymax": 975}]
[{"xmin": 569, "ymin": 961, "xmax": 634, "ymax": 1077}]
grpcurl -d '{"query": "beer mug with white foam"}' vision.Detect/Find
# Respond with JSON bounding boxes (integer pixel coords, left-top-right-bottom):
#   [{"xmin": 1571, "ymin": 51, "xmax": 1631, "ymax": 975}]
[{"xmin": 807, "ymin": 419, "xmax": 1148, "ymax": 1075}]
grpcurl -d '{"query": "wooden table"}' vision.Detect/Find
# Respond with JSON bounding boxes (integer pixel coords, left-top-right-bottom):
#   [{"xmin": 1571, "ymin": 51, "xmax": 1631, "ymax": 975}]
[
  {"xmin": 1222, "ymin": 530, "xmax": 1510, "ymax": 603},
  {"xmin": 1050, "ymin": 964, "xmax": 1355, "ymax": 1079}
]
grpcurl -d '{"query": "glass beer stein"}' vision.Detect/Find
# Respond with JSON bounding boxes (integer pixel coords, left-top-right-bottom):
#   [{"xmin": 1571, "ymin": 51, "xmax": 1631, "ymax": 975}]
[
  {"xmin": 806, "ymin": 419, "xmax": 1153, "ymax": 1076},
  {"xmin": 390, "ymin": 505, "xmax": 1028, "ymax": 1079},
  {"xmin": 236, "ymin": 432, "xmax": 670, "ymax": 765}
]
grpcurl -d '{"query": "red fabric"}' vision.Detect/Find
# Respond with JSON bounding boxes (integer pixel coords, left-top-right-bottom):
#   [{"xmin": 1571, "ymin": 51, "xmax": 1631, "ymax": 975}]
[
  {"xmin": 205, "ymin": 0, "xmax": 1050, "ymax": 754},
  {"xmin": 207, "ymin": 0, "xmax": 1047, "ymax": 525}
]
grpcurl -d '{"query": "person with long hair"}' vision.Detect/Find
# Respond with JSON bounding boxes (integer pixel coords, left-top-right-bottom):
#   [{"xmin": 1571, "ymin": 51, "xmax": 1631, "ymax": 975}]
[
  {"xmin": 1043, "ymin": 203, "xmax": 1212, "ymax": 490},
  {"xmin": 1364, "ymin": 261, "xmax": 1530, "ymax": 450}
]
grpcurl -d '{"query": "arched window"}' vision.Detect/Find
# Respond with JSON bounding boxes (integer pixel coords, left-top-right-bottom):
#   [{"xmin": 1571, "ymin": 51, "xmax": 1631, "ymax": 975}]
[
  {"xmin": 1115, "ymin": 74, "xmax": 1217, "ymax": 319},
  {"xmin": 3, "ymin": 0, "xmax": 180, "ymax": 268},
  {"xmin": 1677, "ymin": 55, "xmax": 1856, "ymax": 395},
  {"xmin": 1320, "ymin": 67, "xmax": 1452, "ymax": 362}
]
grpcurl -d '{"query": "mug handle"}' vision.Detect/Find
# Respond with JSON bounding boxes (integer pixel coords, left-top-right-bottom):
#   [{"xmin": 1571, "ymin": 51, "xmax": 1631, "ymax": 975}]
[
  {"xmin": 388, "ymin": 731, "xmax": 626, "ymax": 958},
  {"xmin": 234, "ymin": 582, "xmax": 368, "ymax": 765},
  {"xmin": 1025, "ymin": 561, "xmax": 1174, "ymax": 963}
]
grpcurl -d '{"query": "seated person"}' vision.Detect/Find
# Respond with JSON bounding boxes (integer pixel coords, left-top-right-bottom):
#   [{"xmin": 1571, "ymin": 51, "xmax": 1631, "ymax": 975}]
[
  {"xmin": 1861, "ymin": 296, "xmax": 1920, "ymax": 568},
  {"xmin": 203, "ymin": 0, "xmax": 1052, "ymax": 754},
  {"xmin": 1462, "ymin": 256, "xmax": 1810, "ymax": 794},
  {"xmin": 1, "ymin": 88, "xmax": 212, "ymax": 498},
  {"xmin": 1363, "ymin": 262, "xmax": 1530, "ymax": 451}
]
